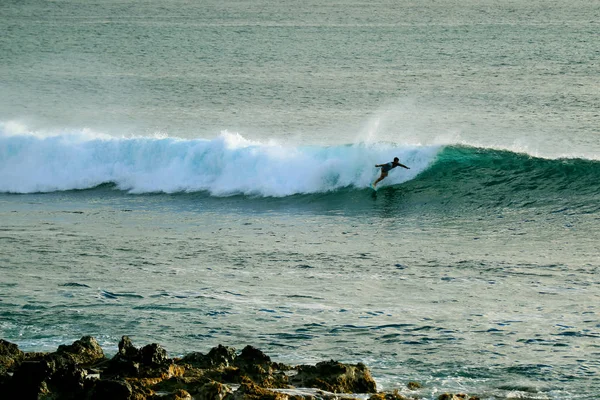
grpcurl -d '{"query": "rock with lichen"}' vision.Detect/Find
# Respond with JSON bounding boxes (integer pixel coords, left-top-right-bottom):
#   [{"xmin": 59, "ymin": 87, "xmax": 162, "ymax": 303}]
[
  {"xmin": 182, "ymin": 344, "xmax": 237, "ymax": 369},
  {"xmin": 2, "ymin": 336, "xmax": 107, "ymax": 399},
  {"xmin": 290, "ymin": 359, "xmax": 377, "ymax": 394},
  {"xmin": 56, "ymin": 336, "xmax": 105, "ymax": 365},
  {"xmin": 0, "ymin": 336, "xmax": 480, "ymax": 400},
  {"xmin": 438, "ymin": 393, "xmax": 480, "ymax": 400},
  {"xmin": 223, "ymin": 377, "xmax": 287, "ymax": 400},
  {"xmin": 0, "ymin": 339, "xmax": 24, "ymax": 374},
  {"xmin": 369, "ymin": 390, "xmax": 413, "ymax": 400},
  {"xmin": 104, "ymin": 336, "xmax": 184, "ymax": 382}
]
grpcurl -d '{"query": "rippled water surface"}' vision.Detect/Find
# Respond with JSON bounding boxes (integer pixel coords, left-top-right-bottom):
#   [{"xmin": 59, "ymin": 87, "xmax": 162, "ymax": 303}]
[{"xmin": 2, "ymin": 187, "xmax": 599, "ymax": 398}]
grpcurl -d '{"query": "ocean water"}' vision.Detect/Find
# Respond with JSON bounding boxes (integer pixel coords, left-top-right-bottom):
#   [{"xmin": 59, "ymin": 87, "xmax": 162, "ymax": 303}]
[{"xmin": 1, "ymin": 0, "xmax": 599, "ymax": 399}]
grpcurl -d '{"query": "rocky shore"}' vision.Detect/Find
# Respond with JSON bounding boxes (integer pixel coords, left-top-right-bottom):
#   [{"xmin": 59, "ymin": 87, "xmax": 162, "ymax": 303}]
[{"xmin": 1, "ymin": 336, "xmax": 479, "ymax": 400}]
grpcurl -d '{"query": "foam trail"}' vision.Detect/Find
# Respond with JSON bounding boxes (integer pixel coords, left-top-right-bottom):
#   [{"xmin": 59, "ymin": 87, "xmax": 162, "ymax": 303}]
[{"xmin": 0, "ymin": 127, "xmax": 438, "ymax": 196}]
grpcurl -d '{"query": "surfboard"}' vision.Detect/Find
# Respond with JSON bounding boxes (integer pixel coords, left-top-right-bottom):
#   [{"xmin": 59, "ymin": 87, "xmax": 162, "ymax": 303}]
[{"xmin": 370, "ymin": 183, "xmax": 378, "ymax": 191}]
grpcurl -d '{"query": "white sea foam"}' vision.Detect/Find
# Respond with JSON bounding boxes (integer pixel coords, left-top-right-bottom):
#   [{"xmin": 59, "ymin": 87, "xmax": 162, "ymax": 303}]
[{"xmin": 0, "ymin": 125, "xmax": 438, "ymax": 195}]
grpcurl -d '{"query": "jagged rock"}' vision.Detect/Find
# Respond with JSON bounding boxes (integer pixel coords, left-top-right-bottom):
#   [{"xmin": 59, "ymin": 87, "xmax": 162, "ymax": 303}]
[
  {"xmin": 119, "ymin": 335, "xmax": 140, "ymax": 359},
  {"xmin": 197, "ymin": 380, "xmax": 233, "ymax": 400},
  {"xmin": 407, "ymin": 381, "xmax": 422, "ymax": 390},
  {"xmin": 1, "ymin": 337, "xmax": 404, "ymax": 400},
  {"xmin": 291, "ymin": 360, "xmax": 377, "ymax": 393},
  {"xmin": 31, "ymin": 357, "xmax": 87, "ymax": 396},
  {"xmin": 236, "ymin": 346, "xmax": 271, "ymax": 366},
  {"xmin": 56, "ymin": 335, "xmax": 106, "ymax": 365},
  {"xmin": 9, "ymin": 360, "xmax": 51, "ymax": 398},
  {"xmin": 88, "ymin": 378, "xmax": 133, "ymax": 400},
  {"xmin": 104, "ymin": 336, "xmax": 141, "ymax": 378},
  {"xmin": 113, "ymin": 360, "xmax": 141, "ymax": 377},
  {"xmin": 179, "ymin": 345, "xmax": 289, "ymax": 389},
  {"xmin": 0, "ymin": 339, "xmax": 24, "ymax": 374},
  {"xmin": 182, "ymin": 344, "xmax": 237, "ymax": 369},
  {"xmin": 438, "ymin": 394, "xmax": 480, "ymax": 400},
  {"xmin": 202, "ymin": 366, "xmax": 243, "ymax": 386},
  {"xmin": 181, "ymin": 351, "xmax": 208, "ymax": 367},
  {"xmin": 152, "ymin": 375, "xmax": 211, "ymax": 396},
  {"xmin": 141, "ymin": 343, "xmax": 168, "ymax": 366},
  {"xmin": 105, "ymin": 356, "xmax": 141, "ymax": 378},
  {"xmin": 232, "ymin": 346, "xmax": 292, "ymax": 389},
  {"xmin": 114, "ymin": 336, "xmax": 170, "ymax": 367},
  {"xmin": 89, "ymin": 377, "xmax": 155, "ymax": 400},
  {"xmin": 224, "ymin": 378, "xmax": 287, "ymax": 400},
  {"xmin": 107, "ymin": 336, "xmax": 181, "ymax": 381},
  {"xmin": 44, "ymin": 355, "xmax": 88, "ymax": 393},
  {"xmin": 6, "ymin": 336, "xmax": 104, "ymax": 399},
  {"xmin": 129, "ymin": 378, "xmax": 159, "ymax": 399},
  {"xmin": 181, "ymin": 345, "xmax": 285, "ymax": 389},
  {"xmin": 369, "ymin": 390, "xmax": 411, "ymax": 400},
  {"xmin": 161, "ymin": 389, "xmax": 193, "ymax": 400},
  {"xmin": 207, "ymin": 345, "xmax": 237, "ymax": 368}
]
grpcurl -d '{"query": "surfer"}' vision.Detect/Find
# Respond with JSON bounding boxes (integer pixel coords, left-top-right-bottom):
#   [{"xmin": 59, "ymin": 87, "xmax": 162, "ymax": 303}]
[{"xmin": 372, "ymin": 157, "xmax": 410, "ymax": 188}]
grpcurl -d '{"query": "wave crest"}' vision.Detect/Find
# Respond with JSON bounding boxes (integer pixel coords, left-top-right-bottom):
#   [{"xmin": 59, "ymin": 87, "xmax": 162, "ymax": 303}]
[{"xmin": 0, "ymin": 129, "xmax": 434, "ymax": 195}]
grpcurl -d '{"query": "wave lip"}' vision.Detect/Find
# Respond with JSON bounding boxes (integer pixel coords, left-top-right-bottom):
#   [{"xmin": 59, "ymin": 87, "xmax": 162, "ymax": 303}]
[
  {"xmin": 0, "ymin": 129, "xmax": 436, "ymax": 196},
  {"xmin": 2, "ymin": 126, "xmax": 598, "ymax": 210}
]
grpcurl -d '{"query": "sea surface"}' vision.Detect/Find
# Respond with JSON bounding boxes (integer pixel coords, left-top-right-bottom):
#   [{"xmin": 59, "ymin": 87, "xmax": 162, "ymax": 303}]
[{"xmin": 1, "ymin": 0, "xmax": 599, "ymax": 398}]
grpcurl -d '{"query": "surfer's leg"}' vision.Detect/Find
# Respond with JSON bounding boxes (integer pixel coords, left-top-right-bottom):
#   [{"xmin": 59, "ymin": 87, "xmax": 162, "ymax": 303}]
[{"xmin": 373, "ymin": 171, "xmax": 387, "ymax": 187}]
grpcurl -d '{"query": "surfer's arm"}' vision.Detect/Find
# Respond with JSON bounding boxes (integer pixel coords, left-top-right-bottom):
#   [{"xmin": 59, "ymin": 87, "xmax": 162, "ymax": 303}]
[
  {"xmin": 399, "ymin": 163, "xmax": 410, "ymax": 169},
  {"xmin": 375, "ymin": 164, "xmax": 383, "ymax": 168}
]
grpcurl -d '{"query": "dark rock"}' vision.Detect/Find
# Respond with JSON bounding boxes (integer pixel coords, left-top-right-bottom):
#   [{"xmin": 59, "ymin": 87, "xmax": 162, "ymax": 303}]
[
  {"xmin": 107, "ymin": 337, "xmax": 177, "ymax": 380},
  {"xmin": 1, "ymin": 337, "xmax": 395, "ymax": 400},
  {"xmin": 140, "ymin": 343, "xmax": 168, "ymax": 367},
  {"xmin": 0, "ymin": 373, "xmax": 11, "ymax": 391},
  {"xmin": 203, "ymin": 366, "xmax": 243, "ymax": 385},
  {"xmin": 369, "ymin": 390, "xmax": 411, "ymax": 400},
  {"xmin": 161, "ymin": 388, "xmax": 193, "ymax": 400},
  {"xmin": 88, "ymin": 379, "xmax": 133, "ymax": 400},
  {"xmin": 180, "ymin": 351, "xmax": 205, "ymax": 367},
  {"xmin": 224, "ymin": 377, "xmax": 286, "ymax": 400},
  {"xmin": 232, "ymin": 345, "xmax": 290, "ymax": 388},
  {"xmin": 44, "ymin": 355, "xmax": 88, "ymax": 393},
  {"xmin": 105, "ymin": 336, "xmax": 142, "ymax": 378},
  {"xmin": 180, "ymin": 351, "xmax": 209, "ymax": 369},
  {"xmin": 56, "ymin": 335, "xmax": 105, "ymax": 365},
  {"xmin": 118, "ymin": 335, "xmax": 140, "ymax": 360},
  {"xmin": 182, "ymin": 344, "xmax": 237, "ymax": 369},
  {"xmin": 291, "ymin": 360, "xmax": 377, "ymax": 393},
  {"xmin": 128, "ymin": 378, "xmax": 158, "ymax": 399},
  {"xmin": 197, "ymin": 380, "xmax": 233, "ymax": 400},
  {"xmin": 237, "ymin": 346, "xmax": 271, "ymax": 366},
  {"xmin": 9, "ymin": 360, "xmax": 51, "ymax": 398},
  {"xmin": 207, "ymin": 345, "xmax": 237, "ymax": 368},
  {"xmin": 106, "ymin": 357, "xmax": 141, "ymax": 378},
  {"xmin": 7, "ymin": 345, "xmax": 92, "ymax": 399},
  {"xmin": 407, "ymin": 381, "xmax": 422, "ymax": 390},
  {"xmin": 0, "ymin": 339, "xmax": 24, "ymax": 374},
  {"xmin": 108, "ymin": 360, "xmax": 183, "ymax": 382},
  {"xmin": 23, "ymin": 351, "xmax": 47, "ymax": 361},
  {"xmin": 438, "ymin": 394, "xmax": 480, "ymax": 400},
  {"xmin": 152, "ymin": 375, "xmax": 212, "ymax": 396},
  {"xmin": 180, "ymin": 345, "xmax": 287, "ymax": 389}
]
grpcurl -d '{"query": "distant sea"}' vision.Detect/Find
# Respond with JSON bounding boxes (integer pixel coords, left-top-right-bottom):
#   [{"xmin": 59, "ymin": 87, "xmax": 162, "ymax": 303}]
[{"xmin": 1, "ymin": 1, "xmax": 599, "ymax": 398}]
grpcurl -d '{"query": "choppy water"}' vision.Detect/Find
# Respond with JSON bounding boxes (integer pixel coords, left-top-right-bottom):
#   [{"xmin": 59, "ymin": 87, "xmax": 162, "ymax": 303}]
[{"xmin": 1, "ymin": 0, "xmax": 599, "ymax": 399}]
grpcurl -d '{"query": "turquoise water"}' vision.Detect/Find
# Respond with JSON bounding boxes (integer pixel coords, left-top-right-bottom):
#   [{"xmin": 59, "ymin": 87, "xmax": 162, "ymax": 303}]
[{"xmin": 1, "ymin": 1, "xmax": 599, "ymax": 398}]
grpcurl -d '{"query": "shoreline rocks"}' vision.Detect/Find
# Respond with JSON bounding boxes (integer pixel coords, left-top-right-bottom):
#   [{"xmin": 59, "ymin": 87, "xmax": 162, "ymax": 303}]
[{"xmin": 0, "ymin": 336, "xmax": 480, "ymax": 400}]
